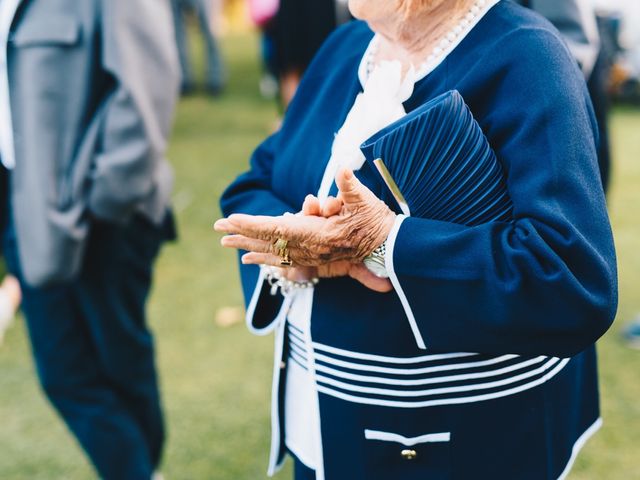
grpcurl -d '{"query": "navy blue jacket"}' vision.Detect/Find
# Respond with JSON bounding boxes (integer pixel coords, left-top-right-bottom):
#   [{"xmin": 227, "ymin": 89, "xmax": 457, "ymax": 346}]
[{"xmin": 221, "ymin": 2, "xmax": 617, "ymax": 479}]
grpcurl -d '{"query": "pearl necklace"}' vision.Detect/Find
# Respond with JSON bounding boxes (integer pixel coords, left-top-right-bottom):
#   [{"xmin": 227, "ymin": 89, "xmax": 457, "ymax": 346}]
[{"xmin": 365, "ymin": 0, "xmax": 491, "ymax": 81}]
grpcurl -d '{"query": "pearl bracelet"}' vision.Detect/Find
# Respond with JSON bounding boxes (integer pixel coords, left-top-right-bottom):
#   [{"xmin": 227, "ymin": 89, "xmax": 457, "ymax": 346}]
[{"xmin": 265, "ymin": 267, "xmax": 319, "ymax": 296}]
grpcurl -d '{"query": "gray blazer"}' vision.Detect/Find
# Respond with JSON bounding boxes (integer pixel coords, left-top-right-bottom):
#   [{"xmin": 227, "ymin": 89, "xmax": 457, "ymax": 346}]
[{"xmin": 6, "ymin": 0, "xmax": 180, "ymax": 287}]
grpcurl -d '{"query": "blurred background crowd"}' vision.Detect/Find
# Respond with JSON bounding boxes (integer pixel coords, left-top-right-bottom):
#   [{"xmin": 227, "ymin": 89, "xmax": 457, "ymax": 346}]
[{"xmin": 0, "ymin": 0, "xmax": 639, "ymax": 479}]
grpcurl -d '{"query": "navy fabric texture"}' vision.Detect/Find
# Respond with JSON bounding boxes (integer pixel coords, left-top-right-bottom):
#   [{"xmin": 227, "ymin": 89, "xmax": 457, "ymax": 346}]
[
  {"xmin": 294, "ymin": 457, "xmax": 316, "ymax": 480},
  {"xmin": 3, "ymin": 207, "xmax": 172, "ymax": 480},
  {"xmin": 360, "ymin": 89, "xmax": 513, "ymax": 224},
  {"xmin": 220, "ymin": 2, "xmax": 617, "ymax": 478}
]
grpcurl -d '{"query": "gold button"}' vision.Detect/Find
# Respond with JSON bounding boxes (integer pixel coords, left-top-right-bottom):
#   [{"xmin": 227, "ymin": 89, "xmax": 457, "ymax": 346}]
[
  {"xmin": 280, "ymin": 361, "xmax": 286, "ymax": 369},
  {"xmin": 401, "ymin": 449, "xmax": 417, "ymax": 460}
]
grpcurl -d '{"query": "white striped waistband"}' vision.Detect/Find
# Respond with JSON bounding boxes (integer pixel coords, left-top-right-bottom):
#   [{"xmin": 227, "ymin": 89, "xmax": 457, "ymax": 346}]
[{"xmin": 286, "ymin": 323, "xmax": 569, "ymax": 409}]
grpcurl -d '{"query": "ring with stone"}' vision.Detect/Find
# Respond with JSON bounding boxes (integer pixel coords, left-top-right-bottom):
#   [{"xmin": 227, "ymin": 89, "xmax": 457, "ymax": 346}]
[{"xmin": 274, "ymin": 238, "xmax": 292, "ymax": 267}]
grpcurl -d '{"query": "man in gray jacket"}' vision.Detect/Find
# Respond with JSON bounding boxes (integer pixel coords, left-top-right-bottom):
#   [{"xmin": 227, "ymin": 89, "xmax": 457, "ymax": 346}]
[{"xmin": 0, "ymin": 0, "xmax": 179, "ymax": 478}]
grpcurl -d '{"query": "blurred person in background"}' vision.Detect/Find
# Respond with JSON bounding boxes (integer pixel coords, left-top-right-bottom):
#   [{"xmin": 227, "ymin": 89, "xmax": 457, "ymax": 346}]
[
  {"xmin": 590, "ymin": 4, "xmax": 640, "ymax": 348},
  {"xmin": 172, "ymin": 0, "xmax": 226, "ymax": 95},
  {"xmin": 518, "ymin": 0, "xmax": 612, "ymax": 193},
  {"xmin": 334, "ymin": 0, "xmax": 351, "ymax": 25},
  {"xmin": 247, "ymin": 0, "xmax": 280, "ymax": 99},
  {"xmin": 0, "ymin": 1, "xmax": 179, "ymax": 479},
  {"xmin": 255, "ymin": 0, "xmax": 352, "ymax": 108},
  {"xmin": 273, "ymin": 0, "xmax": 341, "ymax": 108},
  {"xmin": 258, "ymin": 23, "xmax": 279, "ymax": 100}
]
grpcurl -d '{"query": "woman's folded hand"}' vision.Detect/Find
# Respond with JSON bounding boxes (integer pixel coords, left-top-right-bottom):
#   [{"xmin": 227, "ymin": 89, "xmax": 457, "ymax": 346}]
[{"xmin": 214, "ymin": 168, "xmax": 395, "ymax": 292}]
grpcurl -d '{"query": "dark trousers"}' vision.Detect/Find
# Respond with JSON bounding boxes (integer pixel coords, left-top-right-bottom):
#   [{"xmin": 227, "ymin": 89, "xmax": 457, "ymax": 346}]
[
  {"xmin": 3, "ymin": 208, "xmax": 173, "ymax": 480},
  {"xmin": 587, "ymin": 50, "xmax": 612, "ymax": 194},
  {"xmin": 171, "ymin": 0, "xmax": 225, "ymax": 91}
]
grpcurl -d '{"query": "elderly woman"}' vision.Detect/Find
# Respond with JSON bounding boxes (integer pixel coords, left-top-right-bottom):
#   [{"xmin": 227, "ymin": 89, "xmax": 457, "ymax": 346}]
[{"xmin": 215, "ymin": 0, "xmax": 617, "ymax": 478}]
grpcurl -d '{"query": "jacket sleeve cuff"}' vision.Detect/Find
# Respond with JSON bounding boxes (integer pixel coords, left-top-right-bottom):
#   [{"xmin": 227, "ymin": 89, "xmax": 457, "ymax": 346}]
[
  {"xmin": 385, "ymin": 214, "xmax": 428, "ymax": 350},
  {"xmin": 244, "ymin": 265, "xmax": 290, "ymax": 335}
]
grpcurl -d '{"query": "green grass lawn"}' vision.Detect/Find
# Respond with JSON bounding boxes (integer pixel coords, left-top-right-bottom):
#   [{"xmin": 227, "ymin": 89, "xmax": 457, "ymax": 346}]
[{"xmin": 0, "ymin": 32, "xmax": 639, "ymax": 479}]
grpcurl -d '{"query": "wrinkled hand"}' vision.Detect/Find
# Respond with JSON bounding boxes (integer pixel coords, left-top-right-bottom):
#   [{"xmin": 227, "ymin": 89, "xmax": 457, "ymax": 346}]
[
  {"xmin": 215, "ymin": 168, "xmax": 396, "ymax": 292},
  {"xmin": 289, "ymin": 193, "xmax": 392, "ymax": 292}
]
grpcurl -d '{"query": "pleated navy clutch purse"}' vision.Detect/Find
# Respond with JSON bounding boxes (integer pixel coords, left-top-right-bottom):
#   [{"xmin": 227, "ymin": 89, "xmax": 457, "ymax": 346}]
[{"xmin": 360, "ymin": 90, "xmax": 513, "ymax": 226}]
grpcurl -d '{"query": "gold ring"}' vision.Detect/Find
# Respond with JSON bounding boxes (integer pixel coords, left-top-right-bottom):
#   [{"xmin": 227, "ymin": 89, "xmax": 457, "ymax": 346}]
[
  {"xmin": 279, "ymin": 255, "xmax": 293, "ymax": 267},
  {"xmin": 274, "ymin": 238, "xmax": 288, "ymax": 252},
  {"xmin": 274, "ymin": 238, "xmax": 292, "ymax": 267}
]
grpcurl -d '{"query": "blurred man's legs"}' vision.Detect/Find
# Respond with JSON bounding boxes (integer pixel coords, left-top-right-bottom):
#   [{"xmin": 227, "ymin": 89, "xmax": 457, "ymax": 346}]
[
  {"xmin": 171, "ymin": 0, "xmax": 196, "ymax": 93},
  {"xmin": 3, "ymin": 211, "xmax": 169, "ymax": 480},
  {"xmin": 171, "ymin": 0, "xmax": 225, "ymax": 94},
  {"xmin": 196, "ymin": 0, "xmax": 225, "ymax": 93},
  {"xmin": 587, "ymin": 50, "xmax": 612, "ymax": 194}
]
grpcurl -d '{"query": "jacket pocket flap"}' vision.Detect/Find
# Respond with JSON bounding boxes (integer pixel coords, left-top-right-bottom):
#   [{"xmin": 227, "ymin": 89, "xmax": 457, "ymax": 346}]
[
  {"xmin": 363, "ymin": 428, "xmax": 452, "ymax": 478},
  {"xmin": 364, "ymin": 429, "xmax": 451, "ymax": 446},
  {"xmin": 11, "ymin": 17, "xmax": 80, "ymax": 47}
]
